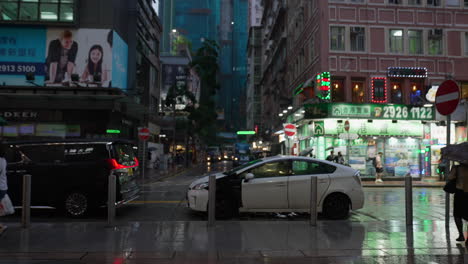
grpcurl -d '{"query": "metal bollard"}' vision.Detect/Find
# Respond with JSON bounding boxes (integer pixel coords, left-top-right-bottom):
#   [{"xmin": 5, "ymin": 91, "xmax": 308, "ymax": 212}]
[
  {"xmin": 21, "ymin": 174, "xmax": 31, "ymax": 229},
  {"xmin": 310, "ymin": 176, "xmax": 318, "ymax": 226},
  {"xmin": 207, "ymin": 175, "xmax": 216, "ymax": 227},
  {"xmin": 107, "ymin": 172, "xmax": 116, "ymax": 227},
  {"xmin": 405, "ymin": 174, "xmax": 413, "ymax": 226}
]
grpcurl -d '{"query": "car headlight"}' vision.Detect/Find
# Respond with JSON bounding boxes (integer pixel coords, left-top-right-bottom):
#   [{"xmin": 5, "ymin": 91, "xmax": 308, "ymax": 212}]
[
  {"xmin": 235, "ymin": 157, "xmax": 238, "ymax": 161},
  {"xmin": 207, "ymin": 157, "xmax": 211, "ymax": 161},
  {"xmin": 193, "ymin": 182, "xmax": 209, "ymax": 190},
  {"xmin": 224, "ymin": 155, "xmax": 228, "ymax": 159}
]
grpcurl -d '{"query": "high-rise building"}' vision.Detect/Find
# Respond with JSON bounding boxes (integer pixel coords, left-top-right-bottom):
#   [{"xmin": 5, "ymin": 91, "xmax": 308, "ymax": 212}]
[{"xmin": 161, "ymin": 0, "xmax": 248, "ymax": 132}]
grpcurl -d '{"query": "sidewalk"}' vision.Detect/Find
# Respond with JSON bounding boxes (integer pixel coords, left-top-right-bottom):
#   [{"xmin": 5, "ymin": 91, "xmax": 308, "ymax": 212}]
[
  {"xmin": 362, "ymin": 178, "xmax": 446, "ymax": 188},
  {"xmin": 0, "ymin": 220, "xmax": 467, "ymax": 263}
]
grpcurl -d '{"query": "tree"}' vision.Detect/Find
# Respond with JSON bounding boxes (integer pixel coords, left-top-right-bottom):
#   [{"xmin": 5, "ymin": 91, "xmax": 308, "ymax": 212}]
[{"xmin": 188, "ymin": 39, "xmax": 221, "ymax": 145}]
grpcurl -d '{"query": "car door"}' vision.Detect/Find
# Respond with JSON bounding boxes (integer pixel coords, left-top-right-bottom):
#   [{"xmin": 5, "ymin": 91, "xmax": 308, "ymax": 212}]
[
  {"xmin": 241, "ymin": 160, "xmax": 291, "ymax": 209},
  {"xmin": 288, "ymin": 160, "xmax": 333, "ymax": 209}
]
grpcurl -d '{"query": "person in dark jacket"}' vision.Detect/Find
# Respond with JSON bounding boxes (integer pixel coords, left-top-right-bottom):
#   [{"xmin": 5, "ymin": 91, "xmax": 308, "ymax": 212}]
[{"xmin": 448, "ymin": 163, "xmax": 468, "ymax": 245}]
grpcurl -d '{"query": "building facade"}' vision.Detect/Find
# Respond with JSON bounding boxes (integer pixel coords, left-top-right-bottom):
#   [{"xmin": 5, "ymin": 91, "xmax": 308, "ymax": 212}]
[
  {"xmin": 0, "ymin": 0, "xmax": 162, "ymax": 146},
  {"xmin": 257, "ymin": 0, "xmax": 468, "ymax": 179}
]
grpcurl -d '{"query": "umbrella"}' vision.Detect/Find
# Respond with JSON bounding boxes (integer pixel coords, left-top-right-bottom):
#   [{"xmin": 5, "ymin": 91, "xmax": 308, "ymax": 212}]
[
  {"xmin": 299, "ymin": 147, "xmax": 314, "ymax": 157},
  {"xmin": 325, "ymin": 146, "xmax": 335, "ymax": 151},
  {"xmin": 442, "ymin": 142, "xmax": 468, "ymax": 164}
]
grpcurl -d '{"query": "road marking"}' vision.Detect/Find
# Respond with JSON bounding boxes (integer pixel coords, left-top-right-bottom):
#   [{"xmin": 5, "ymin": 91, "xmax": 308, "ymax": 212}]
[{"xmin": 129, "ymin": 200, "xmax": 184, "ymax": 204}]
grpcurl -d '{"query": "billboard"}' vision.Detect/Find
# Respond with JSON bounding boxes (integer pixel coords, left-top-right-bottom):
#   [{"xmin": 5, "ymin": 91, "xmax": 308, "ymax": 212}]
[{"xmin": 0, "ymin": 27, "xmax": 128, "ymax": 90}]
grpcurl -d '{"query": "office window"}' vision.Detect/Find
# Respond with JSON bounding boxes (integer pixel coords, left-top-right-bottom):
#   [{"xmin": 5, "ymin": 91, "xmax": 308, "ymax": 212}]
[
  {"xmin": 350, "ymin": 27, "xmax": 365, "ymax": 51},
  {"xmin": 465, "ymin": 33, "xmax": 468, "ymax": 56},
  {"xmin": 446, "ymin": 0, "xmax": 460, "ymax": 6},
  {"xmin": 331, "ymin": 79, "xmax": 345, "ymax": 102},
  {"xmin": 352, "ymin": 81, "xmax": 365, "ymax": 103},
  {"xmin": 408, "ymin": 0, "xmax": 422, "ymax": 4},
  {"xmin": 389, "ymin": 29, "xmax": 403, "ymax": 53},
  {"xmin": 465, "ymin": 0, "xmax": 468, "ymax": 7},
  {"xmin": 408, "ymin": 30, "xmax": 423, "ymax": 54},
  {"xmin": 389, "ymin": 0, "xmax": 401, "ymax": 3},
  {"xmin": 390, "ymin": 82, "xmax": 403, "ymax": 104},
  {"xmin": 330, "ymin": 26, "xmax": 345, "ymax": 51},
  {"xmin": 351, "ymin": 0, "xmax": 364, "ymax": 2},
  {"xmin": 461, "ymin": 82, "xmax": 468, "ymax": 99},
  {"xmin": 427, "ymin": 0, "xmax": 440, "ymax": 6},
  {"xmin": 0, "ymin": 0, "xmax": 75, "ymax": 22},
  {"xmin": 428, "ymin": 29, "xmax": 443, "ymax": 55}
]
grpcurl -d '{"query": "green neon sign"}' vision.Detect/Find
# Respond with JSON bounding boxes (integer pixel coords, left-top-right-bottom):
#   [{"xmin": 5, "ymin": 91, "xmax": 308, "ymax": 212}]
[
  {"xmin": 106, "ymin": 129, "xmax": 121, "ymax": 134},
  {"xmin": 237, "ymin": 131, "xmax": 256, "ymax": 135}
]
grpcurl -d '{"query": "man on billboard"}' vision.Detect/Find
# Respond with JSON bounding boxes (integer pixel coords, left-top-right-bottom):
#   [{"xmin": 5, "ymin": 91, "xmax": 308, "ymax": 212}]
[{"xmin": 45, "ymin": 30, "xmax": 78, "ymax": 84}]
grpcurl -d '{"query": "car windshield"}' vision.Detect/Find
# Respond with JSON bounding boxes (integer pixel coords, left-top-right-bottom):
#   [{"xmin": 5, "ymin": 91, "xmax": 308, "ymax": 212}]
[
  {"xmin": 113, "ymin": 143, "xmax": 137, "ymax": 166},
  {"xmin": 224, "ymin": 158, "xmax": 263, "ymax": 175}
]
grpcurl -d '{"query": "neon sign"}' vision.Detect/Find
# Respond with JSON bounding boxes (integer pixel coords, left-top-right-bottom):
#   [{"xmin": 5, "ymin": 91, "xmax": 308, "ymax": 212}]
[{"xmin": 316, "ymin": 72, "xmax": 331, "ymax": 100}]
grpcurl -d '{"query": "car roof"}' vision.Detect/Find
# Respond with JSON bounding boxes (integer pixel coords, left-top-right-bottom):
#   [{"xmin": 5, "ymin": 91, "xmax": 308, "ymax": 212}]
[
  {"xmin": 261, "ymin": 155, "xmax": 356, "ymax": 170},
  {"xmin": 3, "ymin": 138, "xmax": 136, "ymax": 146}
]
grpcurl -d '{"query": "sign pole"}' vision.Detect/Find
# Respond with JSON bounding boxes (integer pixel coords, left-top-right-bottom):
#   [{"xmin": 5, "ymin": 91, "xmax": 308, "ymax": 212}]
[{"xmin": 445, "ymin": 114, "xmax": 451, "ymax": 226}]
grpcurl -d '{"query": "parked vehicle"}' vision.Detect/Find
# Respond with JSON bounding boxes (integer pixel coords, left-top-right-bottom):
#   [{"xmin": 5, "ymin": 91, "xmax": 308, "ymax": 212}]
[
  {"xmin": 233, "ymin": 142, "xmax": 251, "ymax": 166},
  {"xmin": 2, "ymin": 139, "xmax": 140, "ymax": 217},
  {"xmin": 187, "ymin": 156, "xmax": 364, "ymax": 219}
]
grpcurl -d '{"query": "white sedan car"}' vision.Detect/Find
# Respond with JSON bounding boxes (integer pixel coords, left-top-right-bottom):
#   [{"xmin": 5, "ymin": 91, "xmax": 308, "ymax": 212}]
[{"xmin": 187, "ymin": 156, "xmax": 364, "ymax": 219}]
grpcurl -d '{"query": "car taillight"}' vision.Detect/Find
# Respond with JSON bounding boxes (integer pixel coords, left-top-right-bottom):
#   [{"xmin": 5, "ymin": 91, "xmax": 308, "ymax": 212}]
[
  {"xmin": 134, "ymin": 157, "xmax": 139, "ymax": 167},
  {"xmin": 106, "ymin": 159, "xmax": 138, "ymax": 170}
]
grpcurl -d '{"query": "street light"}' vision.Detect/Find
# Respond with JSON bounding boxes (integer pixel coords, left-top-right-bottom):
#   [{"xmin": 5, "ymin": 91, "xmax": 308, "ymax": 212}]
[
  {"xmin": 172, "ymin": 29, "xmax": 177, "ymax": 33},
  {"xmin": 288, "ymin": 106, "xmax": 293, "ymax": 110}
]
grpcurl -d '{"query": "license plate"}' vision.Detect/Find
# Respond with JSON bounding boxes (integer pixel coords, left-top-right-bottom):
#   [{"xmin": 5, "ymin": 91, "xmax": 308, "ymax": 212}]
[{"xmin": 128, "ymin": 168, "xmax": 133, "ymax": 175}]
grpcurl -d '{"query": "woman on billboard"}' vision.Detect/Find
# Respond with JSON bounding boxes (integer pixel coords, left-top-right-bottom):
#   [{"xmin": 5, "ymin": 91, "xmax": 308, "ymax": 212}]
[{"xmin": 81, "ymin": 45, "xmax": 108, "ymax": 84}]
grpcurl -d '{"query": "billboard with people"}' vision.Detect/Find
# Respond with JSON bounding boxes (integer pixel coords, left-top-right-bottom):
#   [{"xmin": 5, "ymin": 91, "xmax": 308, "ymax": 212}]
[{"xmin": 0, "ymin": 27, "xmax": 128, "ymax": 90}]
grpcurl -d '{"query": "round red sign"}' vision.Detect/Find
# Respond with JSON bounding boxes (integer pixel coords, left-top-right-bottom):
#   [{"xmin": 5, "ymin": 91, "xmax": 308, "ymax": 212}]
[
  {"xmin": 344, "ymin": 120, "xmax": 350, "ymax": 132},
  {"xmin": 138, "ymin": 127, "xmax": 150, "ymax": 140},
  {"xmin": 284, "ymin": 124, "xmax": 296, "ymax": 137},
  {"xmin": 436, "ymin": 80, "xmax": 460, "ymax": 116}
]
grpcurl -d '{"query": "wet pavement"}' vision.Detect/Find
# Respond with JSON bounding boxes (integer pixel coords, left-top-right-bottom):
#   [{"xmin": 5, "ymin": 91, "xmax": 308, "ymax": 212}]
[
  {"xmin": 0, "ymin": 161, "xmax": 465, "ymax": 263},
  {"xmin": 0, "ymin": 220, "xmax": 468, "ymax": 263}
]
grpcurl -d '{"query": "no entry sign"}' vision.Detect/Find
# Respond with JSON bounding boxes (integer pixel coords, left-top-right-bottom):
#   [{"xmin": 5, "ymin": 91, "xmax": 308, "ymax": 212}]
[
  {"xmin": 138, "ymin": 127, "xmax": 150, "ymax": 140},
  {"xmin": 436, "ymin": 80, "xmax": 460, "ymax": 116},
  {"xmin": 284, "ymin": 123, "xmax": 297, "ymax": 137}
]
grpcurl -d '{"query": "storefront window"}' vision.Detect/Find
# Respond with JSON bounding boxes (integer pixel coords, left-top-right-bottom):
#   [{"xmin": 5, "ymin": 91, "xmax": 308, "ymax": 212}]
[
  {"xmin": 385, "ymin": 137, "xmax": 420, "ymax": 178},
  {"xmin": 461, "ymin": 82, "xmax": 468, "ymax": 99},
  {"xmin": 390, "ymin": 82, "xmax": 403, "ymax": 104},
  {"xmin": 352, "ymin": 81, "xmax": 365, "ymax": 103},
  {"xmin": 410, "ymin": 82, "xmax": 423, "ymax": 105},
  {"xmin": 331, "ymin": 79, "xmax": 345, "ymax": 102}
]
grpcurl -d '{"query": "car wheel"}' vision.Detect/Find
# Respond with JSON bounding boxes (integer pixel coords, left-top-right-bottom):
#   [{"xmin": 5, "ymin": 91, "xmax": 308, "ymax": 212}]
[
  {"xmin": 64, "ymin": 191, "xmax": 89, "ymax": 217},
  {"xmin": 322, "ymin": 193, "xmax": 350, "ymax": 220}
]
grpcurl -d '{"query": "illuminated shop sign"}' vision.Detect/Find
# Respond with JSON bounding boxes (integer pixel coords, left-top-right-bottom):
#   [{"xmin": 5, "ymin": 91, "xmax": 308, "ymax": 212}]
[
  {"xmin": 316, "ymin": 72, "xmax": 331, "ymax": 100},
  {"xmin": 323, "ymin": 119, "xmax": 423, "ymax": 137},
  {"xmin": 304, "ymin": 103, "xmax": 435, "ymax": 121},
  {"xmin": 387, "ymin": 67, "xmax": 427, "ymax": 78}
]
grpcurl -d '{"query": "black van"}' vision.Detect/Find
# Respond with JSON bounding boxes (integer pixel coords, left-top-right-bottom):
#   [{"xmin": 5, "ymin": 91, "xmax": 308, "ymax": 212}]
[{"xmin": 2, "ymin": 139, "xmax": 140, "ymax": 217}]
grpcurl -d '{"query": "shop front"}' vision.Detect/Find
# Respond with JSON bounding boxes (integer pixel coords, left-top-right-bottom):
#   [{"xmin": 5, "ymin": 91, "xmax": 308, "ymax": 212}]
[{"xmin": 287, "ymin": 103, "xmax": 436, "ymax": 180}]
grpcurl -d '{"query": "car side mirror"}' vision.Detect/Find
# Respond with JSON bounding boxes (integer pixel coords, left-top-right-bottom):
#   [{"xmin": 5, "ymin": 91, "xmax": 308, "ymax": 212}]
[{"xmin": 244, "ymin": 173, "xmax": 254, "ymax": 182}]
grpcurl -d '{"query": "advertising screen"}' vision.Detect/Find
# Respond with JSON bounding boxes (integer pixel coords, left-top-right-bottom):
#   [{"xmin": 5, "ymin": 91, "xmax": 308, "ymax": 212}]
[{"xmin": 0, "ymin": 27, "xmax": 128, "ymax": 90}]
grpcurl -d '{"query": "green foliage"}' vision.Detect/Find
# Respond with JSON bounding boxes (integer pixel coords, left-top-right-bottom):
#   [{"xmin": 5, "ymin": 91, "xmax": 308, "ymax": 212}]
[
  {"xmin": 187, "ymin": 39, "xmax": 221, "ymax": 144},
  {"xmin": 171, "ymin": 35, "xmax": 193, "ymax": 55}
]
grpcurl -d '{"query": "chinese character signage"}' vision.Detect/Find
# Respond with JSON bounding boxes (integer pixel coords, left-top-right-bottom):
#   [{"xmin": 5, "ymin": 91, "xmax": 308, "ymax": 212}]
[
  {"xmin": 304, "ymin": 103, "xmax": 435, "ymax": 121},
  {"xmin": 323, "ymin": 119, "xmax": 423, "ymax": 137},
  {"xmin": 387, "ymin": 67, "xmax": 427, "ymax": 78},
  {"xmin": 0, "ymin": 27, "xmax": 128, "ymax": 90}
]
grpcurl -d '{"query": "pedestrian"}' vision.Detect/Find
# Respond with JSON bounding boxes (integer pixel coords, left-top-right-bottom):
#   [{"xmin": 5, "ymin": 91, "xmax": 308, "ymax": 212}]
[
  {"xmin": 326, "ymin": 151, "xmax": 336, "ymax": 162},
  {"xmin": 374, "ymin": 152, "xmax": 384, "ymax": 183},
  {"xmin": 448, "ymin": 162, "xmax": 468, "ymax": 244},
  {"xmin": 336, "ymin": 151, "xmax": 345, "ymax": 164},
  {"xmin": 0, "ymin": 143, "xmax": 8, "ymax": 234}
]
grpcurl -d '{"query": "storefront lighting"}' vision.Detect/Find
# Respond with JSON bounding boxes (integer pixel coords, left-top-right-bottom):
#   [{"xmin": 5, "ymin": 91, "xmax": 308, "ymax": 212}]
[
  {"xmin": 279, "ymin": 113, "xmax": 284, "ymax": 117},
  {"xmin": 387, "ymin": 67, "xmax": 428, "ymax": 78},
  {"xmin": 393, "ymin": 85, "xmax": 398, "ymax": 90},
  {"xmin": 172, "ymin": 29, "xmax": 177, "ymax": 33},
  {"xmin": 237, "ymin": 131, "xmax": 256, "ymax": 135},
  {"xmin": 412, "ymin": 85, "xmax": 417, "ymax": 91},
  {"xmin": 283, "ymin": 110, "xmax": 287, "ymax": 113},
  {"xmin": 301, "ymin": 110, "xmax": 305, "ymax": 113},
  {"xmin": 294, "ymin": 114, "xmax": 301, "ymax": 116},
  {"xmin": 288, "ymin": 106, "xmax": 293, "ymax": 110},
  {"xmin": 373, "ymin": 136, "xmax": 377, "ymax": 139},
  {"xmin": 259, "ymin": 141, "xmax": 263, "ymax": 144},
  {"xmin": 371, "ymin": 77, "xmax": 387, "ymax": 103},
  {"xmin": 159, "ymin": 134, "xmax": 166, "ymax": 137}
]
